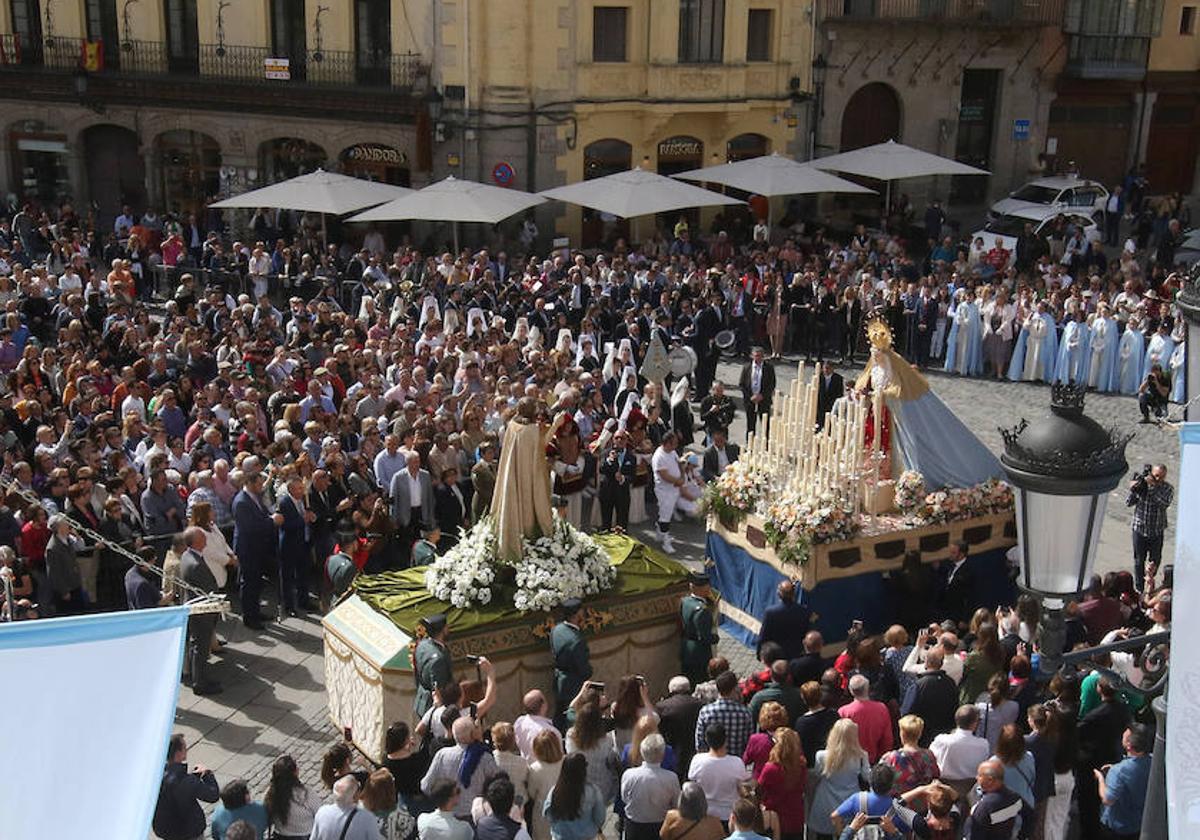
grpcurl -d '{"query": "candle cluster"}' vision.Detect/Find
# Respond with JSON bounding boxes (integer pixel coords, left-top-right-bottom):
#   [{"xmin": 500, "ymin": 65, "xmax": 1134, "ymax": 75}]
[{"xmin": 741, "ymin": 361, "xmax": 871, "ymax": 511}]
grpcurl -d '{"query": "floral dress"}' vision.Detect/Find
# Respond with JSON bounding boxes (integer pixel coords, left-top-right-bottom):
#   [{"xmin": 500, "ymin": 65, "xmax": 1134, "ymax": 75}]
[{"xmin": 880, "ymin": 746, "xmax": 940, "ymax": 796}]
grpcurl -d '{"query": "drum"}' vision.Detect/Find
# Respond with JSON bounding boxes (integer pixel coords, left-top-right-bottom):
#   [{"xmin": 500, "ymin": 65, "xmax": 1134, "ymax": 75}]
[
  {"xmin": 668, "ymin": 346, "xmax": 697, "ymax": 377},
  {"xmin": 715, "ymin": 329, "xmax": 736, "ymax": 355}
]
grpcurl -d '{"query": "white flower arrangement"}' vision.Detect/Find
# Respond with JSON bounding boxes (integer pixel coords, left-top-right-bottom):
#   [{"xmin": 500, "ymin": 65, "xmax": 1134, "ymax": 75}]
[
  {"xmin": 424, "ymin": 519, "xmax": 499, "ymax": 608},
  {"xmin": 423, "ymin": 515, "xmax": 616, "ymax": 612}
]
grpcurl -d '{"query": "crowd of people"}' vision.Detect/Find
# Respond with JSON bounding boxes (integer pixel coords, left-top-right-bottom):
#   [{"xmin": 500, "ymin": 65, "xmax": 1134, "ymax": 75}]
[
  {"xmin": 0, "ymin": 181, "xmax": 1182, "ymax": 840},
  {"xmin": 154, "ymin": 561, "xmax": 1170, "ymax": 840}
]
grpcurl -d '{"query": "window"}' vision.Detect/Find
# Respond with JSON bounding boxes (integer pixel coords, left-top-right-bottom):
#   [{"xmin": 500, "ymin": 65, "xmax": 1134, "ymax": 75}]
[
  {"xmin": 679, "ymin": 0, "xmax": 725, "ymax": 64},
  {"xmin": 746, "ymin": 9, "xmax": 772, "ymax": 61},
  {"xmin": 593, "ymin": 7, "xmax": 628, "ymax": 62},
  {"xmin": 1182, "ymin": 5, "xmax": 1196, "ymax": 34}
]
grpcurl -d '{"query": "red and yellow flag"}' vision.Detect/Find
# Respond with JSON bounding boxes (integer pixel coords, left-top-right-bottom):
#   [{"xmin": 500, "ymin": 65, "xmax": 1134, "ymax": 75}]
[{"xmin": 80, "ymin": 40, "xmax": 104, "ymax": 72}]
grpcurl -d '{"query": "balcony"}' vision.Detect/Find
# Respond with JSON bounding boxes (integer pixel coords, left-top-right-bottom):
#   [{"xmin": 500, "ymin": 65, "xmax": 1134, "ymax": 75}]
[
  {"xmin": 1064, "ymin": 35, "xmax": 1152, "ymax": 79},
  {"xmin": 0, "ymin": 35, "xmax": 429, "ymax": 123},
  {"xmin": 818, "ymin": 0, "xmax": 1064, "ymax": 25}
]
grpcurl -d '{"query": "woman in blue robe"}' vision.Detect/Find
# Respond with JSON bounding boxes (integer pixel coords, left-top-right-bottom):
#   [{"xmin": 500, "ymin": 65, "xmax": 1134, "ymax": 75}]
[
  {"xmin": 1053, "ymin": 317, "xmax": 1091, "ymax": 384},
  {"xmin": 1083, "ymin": 306, "xmax": 1120, "ymax": 393},
  {"xmin": 944, "ymin": 289, "xmax": 984, "ymax": 376},
  {"xmin": 1116, "ymin": 319, "xmax": 1146, "ymax": 395},
  {"xmin": 1008, "ymin": 302, "xmax": 1059, "ymax": 383}
]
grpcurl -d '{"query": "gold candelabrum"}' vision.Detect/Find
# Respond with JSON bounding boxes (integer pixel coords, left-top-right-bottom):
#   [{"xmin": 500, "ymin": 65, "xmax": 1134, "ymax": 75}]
[{"xmin": 740, "ymin": 361, "xmax": 872, "ymax": 515}]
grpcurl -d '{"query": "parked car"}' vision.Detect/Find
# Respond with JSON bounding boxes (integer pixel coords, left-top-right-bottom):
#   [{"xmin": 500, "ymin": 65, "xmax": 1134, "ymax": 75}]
[
  {"xmin": 971, "ymin": 206, "xmax": 1103, "ymax": 271},
  {"xmin": 989, "ymin": 176, "xmax": 1109, "ymax": 221}
]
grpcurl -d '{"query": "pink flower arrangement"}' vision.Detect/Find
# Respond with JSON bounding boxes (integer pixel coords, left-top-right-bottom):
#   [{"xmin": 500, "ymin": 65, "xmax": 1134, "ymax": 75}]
[
  {"xmin": 896, "ymin": 472, "xmax": 1015, "ymax": 526},
  {"xmin": 703, "ymin": 461, "xmax": 771, "ymax": 523},
  {"xmin": 763, "ymin": 492, "xmax": 862, "ymax": 566}
]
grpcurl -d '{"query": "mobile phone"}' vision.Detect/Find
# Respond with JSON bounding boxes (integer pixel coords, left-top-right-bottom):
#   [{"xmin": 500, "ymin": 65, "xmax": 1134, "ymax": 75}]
[
  {"xmin": 851, "ymin": 619, "xmax": 864, "ymax": 632},
  {"xmin": 466, "ymin": 654, "xmax": 481, "ymax": 663},
  {"xmin": 343, "ymin": 726, "xmax": 353, "ymax": 743},
  {"xmin": 588, "ymin": 681, "xmax": 606, "ymax": 692}
]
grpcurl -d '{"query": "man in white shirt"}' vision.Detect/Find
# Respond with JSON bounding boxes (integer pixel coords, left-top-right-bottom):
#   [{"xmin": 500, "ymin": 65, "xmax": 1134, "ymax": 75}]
[
  {"xmin": 929, "ymin": 705, "xmax": 992, "ymax": 802},
  {"xmin": 903, "ymin": 631, "xmax": 964, "ymax": 684},
  {"xmin": 513, "ymin": 690, "xmax": 560, "ymax": 760},
  {"xmin": 622, "ymin": 735, "xmax": 682, "ymax": 840},
  {"xmin": 417, "ymin": 778, "xmax": 472, "ymax": 840},
  {"xmin": 687, "ymin": 722, "xmax": 751, "ymax": 823},
  {"xmin": 248, "ymin": 245, "xmax": 272, "ymax": 301},
  {"xmin": 651, "ymin": 433, "xmax": 696, "ymax": 555}
]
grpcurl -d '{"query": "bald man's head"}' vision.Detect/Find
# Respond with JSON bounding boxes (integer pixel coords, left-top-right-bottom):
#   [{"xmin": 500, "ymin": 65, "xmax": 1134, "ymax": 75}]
[{"xmin": 777, "ymin": 580, "xmax": 795, "ymax": 603}]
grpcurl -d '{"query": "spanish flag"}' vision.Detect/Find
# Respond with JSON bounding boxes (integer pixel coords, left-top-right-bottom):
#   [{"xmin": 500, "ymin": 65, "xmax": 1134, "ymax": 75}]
[{"xmin": 80, "ymin": 40, "xmax": 104, "ymax": 72}]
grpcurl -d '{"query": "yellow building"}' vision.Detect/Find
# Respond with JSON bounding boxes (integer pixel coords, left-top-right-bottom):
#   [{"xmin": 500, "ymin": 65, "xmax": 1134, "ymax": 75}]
[
  {"xmin": 0, "ymin": 1, "xmax": 810, "ymax": 242},
  {"xmin": 428, "ymin": 0, "xmax": 813, "ymax": 243},
  {"xmin": 1145, "ymin": 0, "xmax": 1200, "ymax": 193}
]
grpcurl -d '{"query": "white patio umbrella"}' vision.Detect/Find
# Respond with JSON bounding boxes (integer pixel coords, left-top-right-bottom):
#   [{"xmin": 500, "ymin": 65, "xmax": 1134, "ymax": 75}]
[
  {"xmin": 209, "ymin": 168, "xmax": 412, "ymax": 215},
  {"xmin": 346, "ymin": 176, "xmax": 546, "ymax": 251},
  {"xmin": 539, "ymin": 166, "xmax": 743, "ymax": 220},
  {"xmin": 810, "ymin": 139, "xmax": 989, "ymax": 212},
  {"xmin": 673, "ymin": 153, "xmax": 877, "ymax": 198}
]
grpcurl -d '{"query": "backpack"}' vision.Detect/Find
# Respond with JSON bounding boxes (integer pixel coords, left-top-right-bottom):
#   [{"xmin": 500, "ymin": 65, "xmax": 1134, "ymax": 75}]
[{"xmin": 850, "ymin": 792, "xmax": 888, "ymax": 840}]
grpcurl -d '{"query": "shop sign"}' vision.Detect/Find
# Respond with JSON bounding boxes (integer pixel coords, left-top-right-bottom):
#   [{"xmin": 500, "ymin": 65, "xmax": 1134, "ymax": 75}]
[
  {"xmin": 343, "ymin": 145, "xmax": 408, "ymax": 165},
  {"xmin": 657, "ymin": 137, "xmax": 703, "ymax": 159},
  {"xmin": 264, "ymin": 57, "xmax": 290, "ymax": 80}
]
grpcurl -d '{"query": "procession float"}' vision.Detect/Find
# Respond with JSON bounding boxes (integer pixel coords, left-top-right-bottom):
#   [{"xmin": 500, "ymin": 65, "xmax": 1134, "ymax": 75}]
[
  {"xmin": 706, "ymin": 317, "xmax": 1017, "ymax": 648},
  {"xmin": 323, "ymin": 398, "xmax": 690, "ymax": 762}
]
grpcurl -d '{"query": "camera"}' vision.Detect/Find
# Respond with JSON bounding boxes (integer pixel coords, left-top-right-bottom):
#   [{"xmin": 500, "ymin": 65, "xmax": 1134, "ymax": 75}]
[
  {"xmin": 466, "ymin": 654, "xmax": 482, "ymax": 663},
  {"xmin": 1133, "ymin": 464, "xmax": 1153, "ymax": 490}
]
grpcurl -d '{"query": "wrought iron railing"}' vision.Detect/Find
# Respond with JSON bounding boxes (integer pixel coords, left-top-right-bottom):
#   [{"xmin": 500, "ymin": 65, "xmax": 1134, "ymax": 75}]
[
  {"xmin": 0, "ymin": 34, "xmax": 426, "ymax": 90},
  {"xmin": 819, "ymin": 0, "xmax": 1064, "ymax": 24}
]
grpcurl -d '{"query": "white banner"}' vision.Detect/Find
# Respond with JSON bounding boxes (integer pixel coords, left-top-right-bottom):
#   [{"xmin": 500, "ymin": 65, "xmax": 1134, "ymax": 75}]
[
  {"xmin": 1169, "ymin": 423, "xmax": 1199, "ymax": 838},
  {"xmin": 0, "ymin": 607, "xmax": 189, "ymax": 840}
]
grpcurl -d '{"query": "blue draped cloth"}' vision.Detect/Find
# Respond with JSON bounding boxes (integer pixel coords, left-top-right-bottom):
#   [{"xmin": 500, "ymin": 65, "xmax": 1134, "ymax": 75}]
[{"xmin": 889, "ymin": 391, "xmax": 1004, "ymax": 490}]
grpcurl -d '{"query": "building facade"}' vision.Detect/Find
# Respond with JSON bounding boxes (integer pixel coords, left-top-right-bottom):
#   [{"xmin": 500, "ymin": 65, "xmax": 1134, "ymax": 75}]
[
  {"xmin": 812, "ymin": 0, "xmax": 1068, "ymax": 208},
  {"xmin": 0, "ymin": 0, "xmax": 433, "ymax": 229},
  {"xmin": 0, "ymin": 0, "xmax": 813, "ymax": 243}
]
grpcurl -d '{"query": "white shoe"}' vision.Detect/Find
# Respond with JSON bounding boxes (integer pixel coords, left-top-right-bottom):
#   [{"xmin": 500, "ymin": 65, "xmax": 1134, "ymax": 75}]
[{"xmin": 661, "ymin": 536, "xmax": 676, "ymax": 554}]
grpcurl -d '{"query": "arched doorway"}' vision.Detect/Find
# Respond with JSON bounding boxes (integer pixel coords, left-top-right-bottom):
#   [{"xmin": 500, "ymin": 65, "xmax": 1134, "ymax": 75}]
[
  {"xmin": 339, "ymin": 143, "xmax": 410, "ymax": 186},
  {"xmin": 839, "ymin": 83, "xmax": 901, "ymax": 151},
  {"xmin": 583, "ymin": 139, "xmax": 633, "ymax": 247},
  {"xmin": 83, "ymin": 124, "xmax": 146, "ymax": 230},
  {"xmin": 154, "ymin": 130, "xmax": 220, "ymax": 216},
  {"xmin": 258, "ymin": 138, "xmax": 328, "ymax": 183},
  {"xmin": 726, "ymin": 133, "xmax": 770, "ymax": 162}
]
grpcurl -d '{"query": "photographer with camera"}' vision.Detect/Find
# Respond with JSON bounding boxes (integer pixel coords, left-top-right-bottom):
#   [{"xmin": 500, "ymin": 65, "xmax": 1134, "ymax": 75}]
[
  {"xmin": 1136, "ymin": 364, "xmax": 1171, "ymax": 423},
  {"xmin": 1125, "ymin": 463, "xmax": 1173, "ymax": 589}
]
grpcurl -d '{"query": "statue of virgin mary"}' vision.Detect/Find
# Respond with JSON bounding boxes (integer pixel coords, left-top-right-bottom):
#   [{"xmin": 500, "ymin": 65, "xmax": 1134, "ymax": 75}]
[{"xmin": 855, "ymin": 316, "xmax": 1002, "ymax": 490}]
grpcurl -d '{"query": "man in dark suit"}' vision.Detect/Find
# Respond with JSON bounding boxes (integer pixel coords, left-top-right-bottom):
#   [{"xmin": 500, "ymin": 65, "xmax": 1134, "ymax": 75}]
[
  {"xmin": 739, "ymin": 347, "xmax": 776, "ymax": 439},
  {"xmin": 180, "ymin": 527, "xmax": 222, "ymax": 695},
  {"xmin": 433, "ymin": 467, "xmax": 467, "ymax": 551},
  {"xmin": 816, "ymin": 361, "xmax": 844, "ymax": 429},
  {"xmin": 276, "ymin": 477, "xmax": 312, "ymax": 617},
  {"xmin": 788, "ymin": 274, "xmax": 816, "ymax": 359},
  {"xmin": 598, "ymin": 428, "xmax": 637, "ymax": 531},
  {"xmin": 757, "ymin": 580, "xmax": 812, "ymax": 662},
  {"xmin": 698, "ymin": 381, "xmax": 736, "ymax": 441},
  {"xmin": 691, "ymin": 290, "xmax": 725, "ymax": 397},
  {"xmin": 788, "ymin": 630, "xmax": 828, "ymax": 688},
  {"xmin": 940, "ymin": 540, "xmax": 976, "ymax": 628},
  {"xmin": 232, "ymin": 471, "xmax": 280, "ymax": 630},
  {"xmin": 307, "ymin": 469, "xmax": 344, "ymax": 598},
  {"xmin": 913, "ymin": 286, "xmax": 937, "ymax": 368},
  {"xmin": 656, "ymin": 675, "xmax": 705, "ymax": 782},
  {"xmin": 701, "ymin": 426, "xmax": 740, "ymax": 482}
]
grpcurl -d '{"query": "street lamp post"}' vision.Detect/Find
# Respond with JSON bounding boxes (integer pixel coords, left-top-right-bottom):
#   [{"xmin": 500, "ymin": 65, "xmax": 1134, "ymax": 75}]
[
  {"xmin": 1176, "ymin": 261, "xmax": 1200, "ymax": 421},
  {"xmin": 999, "ymin": 383, "xmax": 1132, "ymax": 674},
  {"xmin": 810, "ymin": 54, "xmax": 827, "ymax": 161}
]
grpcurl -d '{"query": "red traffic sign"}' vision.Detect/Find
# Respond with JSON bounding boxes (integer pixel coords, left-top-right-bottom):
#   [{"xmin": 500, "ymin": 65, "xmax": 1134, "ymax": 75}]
[{"xmin": 492, "ymin": 161, "xmax": 515, "ymax": 187}]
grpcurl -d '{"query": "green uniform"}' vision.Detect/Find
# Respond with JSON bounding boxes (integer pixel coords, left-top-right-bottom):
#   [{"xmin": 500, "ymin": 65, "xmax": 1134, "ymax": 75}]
[
  {"xmin": 412, "ymin": 538, "xmax": 438, "ymax": 567},
  {"xmin": 413, "ymin": 636, "xmax": 453, "ymax": 719},
  {"xmin": 680, "ymin": 594, "xmax": 718, "ymax": 686},
  {"xmin": 550, "ymin": 620, "xmax": 592, "ymax": 724}
]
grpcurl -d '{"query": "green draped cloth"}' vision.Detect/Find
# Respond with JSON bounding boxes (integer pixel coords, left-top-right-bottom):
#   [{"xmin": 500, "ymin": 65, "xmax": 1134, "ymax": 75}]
[{"xmin": 352, "ymin": 533, "xmax": 689, "ymax": 635}]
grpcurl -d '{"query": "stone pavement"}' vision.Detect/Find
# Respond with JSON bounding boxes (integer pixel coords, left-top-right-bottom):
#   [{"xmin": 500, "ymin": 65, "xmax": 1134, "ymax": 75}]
[{"xmin": 171, "ymin": 356, "xmax": 1179, "ymax": 803}]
